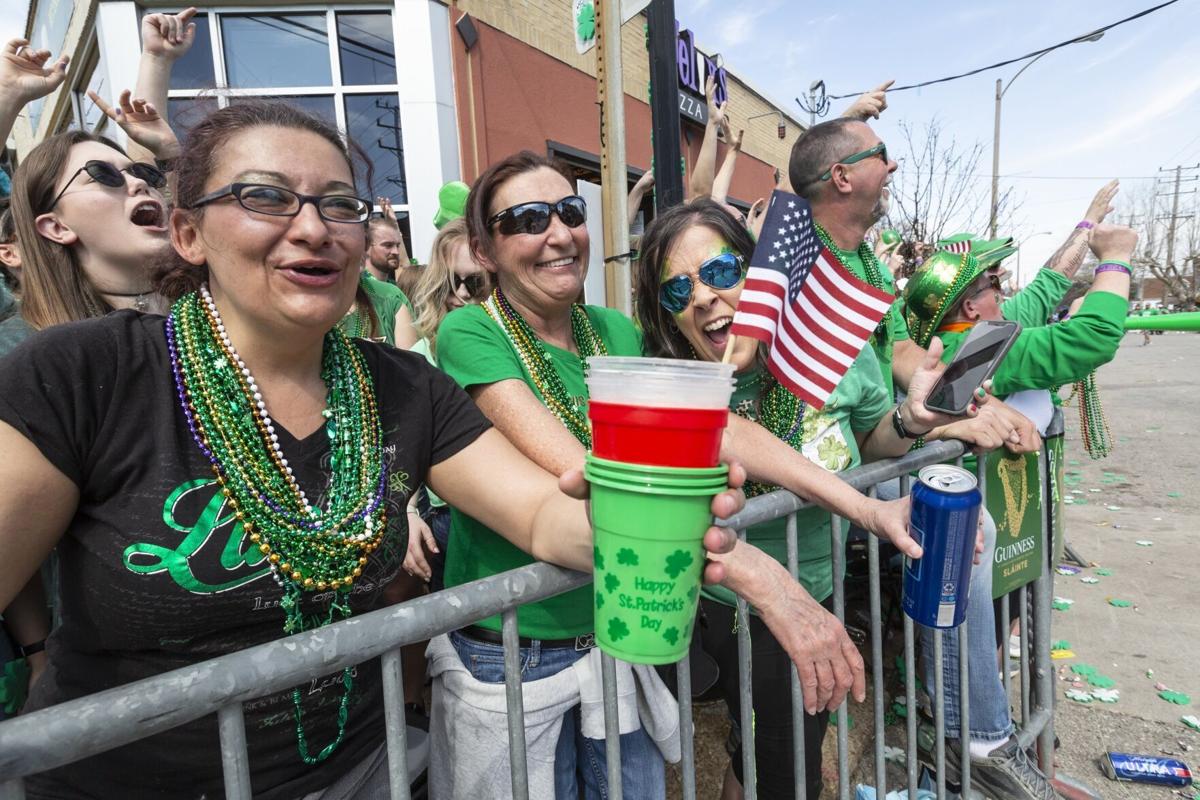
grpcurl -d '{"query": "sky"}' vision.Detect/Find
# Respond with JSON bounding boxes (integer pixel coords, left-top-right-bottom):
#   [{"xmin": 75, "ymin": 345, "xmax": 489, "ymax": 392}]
[
  {"xmin": 3, "ymin": 1, "xmax": 1198, "ymax": 283},
  {"xmin": 675, "ymin": 0, "xmax": 1200, "ymax": 284}
]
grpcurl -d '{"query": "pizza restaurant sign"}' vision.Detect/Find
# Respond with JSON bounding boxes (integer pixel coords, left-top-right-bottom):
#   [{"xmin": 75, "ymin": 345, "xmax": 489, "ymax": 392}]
[{"xmin": 676, "ymin": 22, "xmax": 727, "ymax": 125}]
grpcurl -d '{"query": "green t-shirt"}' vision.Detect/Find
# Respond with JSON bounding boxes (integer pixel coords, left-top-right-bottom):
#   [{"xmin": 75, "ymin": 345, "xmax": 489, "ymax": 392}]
[
  {"xmin": 704, "ymin": 347, "xmax": 892, "ymax": 608},
  {"xmin": 836, "ymin": 246, "xmax": 908, "ymax": 399},
  {"xmin": 437, "ymin": 302, "xmax": 643, "ymax": 638},
  {"xmin": 340, "ymin": 272, "xmax": 411, "ymax": 346},
  {"xmin": 935, "ymin": 291, "xmax": 1128, "ymax": 399},
  {"xmin": 1001, "ymin": 268, "xmax": 1071, "ymax": 329}
]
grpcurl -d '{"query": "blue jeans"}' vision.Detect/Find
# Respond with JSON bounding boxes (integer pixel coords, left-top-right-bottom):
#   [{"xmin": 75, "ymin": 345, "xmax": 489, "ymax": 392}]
[
  {"xmin": 918, "ymin": 508, "xmax": 1013, "ymax": 744},
  {"xmin": 449, "ymin": 631, "xmax": 667, "ymax": 799}
]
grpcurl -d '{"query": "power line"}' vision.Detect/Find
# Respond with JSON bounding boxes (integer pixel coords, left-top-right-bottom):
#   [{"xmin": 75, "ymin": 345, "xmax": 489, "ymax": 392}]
[
  {"xmin": 893, "ymin": 170, "xmax": 1161, "ymax": 181},
  {"xmin": 825, "ymin": 0, "xmax": 1182, "ymax": 99}
]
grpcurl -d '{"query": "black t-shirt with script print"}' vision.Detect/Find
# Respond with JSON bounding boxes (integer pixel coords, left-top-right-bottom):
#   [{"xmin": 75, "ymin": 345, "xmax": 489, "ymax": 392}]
[{"xmin": 0, "ymin": 310, "xmax": 490, "ymax": 799}]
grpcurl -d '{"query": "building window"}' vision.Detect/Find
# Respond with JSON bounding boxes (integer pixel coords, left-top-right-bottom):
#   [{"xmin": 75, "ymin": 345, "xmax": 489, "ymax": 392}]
[
  {"xmin": 63, "ymin": 37, "xmax": 110, "ymax": 136},
  {"xmin": 163, "ymin": 7, "xmax": 407, "ymax": 210}
]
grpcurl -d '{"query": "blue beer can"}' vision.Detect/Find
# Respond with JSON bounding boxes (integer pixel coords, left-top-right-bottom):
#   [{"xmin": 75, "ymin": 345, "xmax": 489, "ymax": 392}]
[
  {"xmin": 902, "ymin": 465, "xmax": 982, "ymax": 628},
  {"xmin": 1100, "ymin": 751, "xmax": 1193, "ymax": 786}
]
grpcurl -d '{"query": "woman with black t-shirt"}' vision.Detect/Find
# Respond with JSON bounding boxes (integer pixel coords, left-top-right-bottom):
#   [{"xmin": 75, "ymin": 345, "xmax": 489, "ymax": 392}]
[{"xmin": 0, "ymin": 102, "xmax": 766, "ymax": 798}]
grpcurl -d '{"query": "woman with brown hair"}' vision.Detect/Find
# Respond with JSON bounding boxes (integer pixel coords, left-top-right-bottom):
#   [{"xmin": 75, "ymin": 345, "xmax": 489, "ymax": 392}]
[{"xmin": 0, "ymin": 101, "xmax": 758, "ymax": 797}]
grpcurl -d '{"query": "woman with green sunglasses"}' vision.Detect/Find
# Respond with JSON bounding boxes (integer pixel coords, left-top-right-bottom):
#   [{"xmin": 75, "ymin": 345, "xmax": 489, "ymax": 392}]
[{"xmin": 634, "ymin": 198, "xmax": 957, "ymax": 799}]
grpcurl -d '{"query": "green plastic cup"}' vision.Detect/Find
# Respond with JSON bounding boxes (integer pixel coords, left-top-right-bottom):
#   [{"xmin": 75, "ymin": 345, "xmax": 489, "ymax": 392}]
[{"xmin": 585, "ymin": 457, "xmax": 727, "ymax": 665}]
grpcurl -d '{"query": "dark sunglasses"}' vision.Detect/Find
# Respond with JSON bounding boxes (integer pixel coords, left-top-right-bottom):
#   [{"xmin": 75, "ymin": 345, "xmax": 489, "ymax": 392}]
[
  {"xmin": 658, "ymin": 252, "xmax": 745, "ymax": 314},
  {"xmin": 487, "ymin": 195, "xmax": 587, "ymax": 236},
  {"xmin": 49, "ymin": 160, "xmax": 167, "ymax": 209},
  {"xmin": 971, "ymin": 274, "xmax": 1002, "ymax": 297},
  {"xmin": 453, "ymin": 272, "xmax": 489, "ymax": 299},
  {"xmin": 816, "ymin": 142, "xmax": 888, "ymax": 182},
  {"xmin": 189, "ymin": 183, "xmax": 371, "ymax": 224}
]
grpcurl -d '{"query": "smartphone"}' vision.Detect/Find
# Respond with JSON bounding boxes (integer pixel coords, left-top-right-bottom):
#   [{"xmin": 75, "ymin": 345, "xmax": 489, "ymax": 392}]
[{"xmin": 924, "ymin": 320, "xmax": 1021, "ymax": 415}]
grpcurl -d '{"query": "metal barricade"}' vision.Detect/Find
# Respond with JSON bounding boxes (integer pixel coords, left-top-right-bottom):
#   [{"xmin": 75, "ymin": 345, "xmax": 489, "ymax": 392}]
[{"xmin": 0, "ymin": 422, "xmax": 1062, "ymax": 800}]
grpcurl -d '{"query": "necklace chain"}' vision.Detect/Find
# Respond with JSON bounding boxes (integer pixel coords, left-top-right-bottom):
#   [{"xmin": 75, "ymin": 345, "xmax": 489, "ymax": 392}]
[
  {"xmin": 482, "ymin": 287, "xmax": 607, "ymax": 447},
  {"xmin": 166, "ymin": 286, "xmax": 388, "ymax": 763}
]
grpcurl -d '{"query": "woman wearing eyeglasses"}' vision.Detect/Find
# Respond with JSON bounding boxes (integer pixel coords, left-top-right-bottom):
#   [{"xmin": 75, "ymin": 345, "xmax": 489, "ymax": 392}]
[
  {"xmin": 633, "ymin": 199, "xmax": 962, "ymax": 800},
  {"xmin": 0, "ymin": 102, "xmax": 760, "ymax": 797}
]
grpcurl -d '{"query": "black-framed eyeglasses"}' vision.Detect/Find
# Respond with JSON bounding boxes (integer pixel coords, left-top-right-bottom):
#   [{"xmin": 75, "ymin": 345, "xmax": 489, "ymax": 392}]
[
  {"xmin": 453, "ymin": 272, "xmax": 490, "ymax": 299},
  {"xmin": 816, "ymin": 142, "xmax": 888, "ymax": 182},
  {"xmin": 189, "ymin": 183, "xmax": 371, "ymax": 223},
  {"xmin": 486, "ymin": 195, "xmax": 587, "ymax": 236},
  {"xmin": 49, "ymin": 160, "xmax": 167, "ymax": 209},
  {"xmin": 659, "ymin": 252, "xmax": 745, "ymax": 314}
]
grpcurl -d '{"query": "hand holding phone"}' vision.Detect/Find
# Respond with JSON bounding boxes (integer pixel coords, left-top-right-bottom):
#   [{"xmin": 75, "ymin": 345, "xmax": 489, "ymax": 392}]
[{"xmin": 924, "ymin": 320, "xmax": 1021, "ymax": 415}]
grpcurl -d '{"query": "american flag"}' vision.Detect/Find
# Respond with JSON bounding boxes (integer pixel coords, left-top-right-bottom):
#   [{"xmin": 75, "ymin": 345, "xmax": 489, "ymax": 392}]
[
  {"xmin": 729, "ymin": 190, "xmax": 895, "ymax": 409},
  {"xmin": 939, "ymin": 240, "xmax": 971, "ymax": 254}
]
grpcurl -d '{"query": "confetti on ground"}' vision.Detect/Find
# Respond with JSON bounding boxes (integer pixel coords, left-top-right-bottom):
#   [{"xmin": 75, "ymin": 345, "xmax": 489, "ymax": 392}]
[
  {"xmin": 1095, "ymin": 568, "xmax": 1114, "ymax": 576},
  {"xmin": 1081, "ymin": 576, "xmax": 1100, "ymax": 584},
  {"xmin": 1069, "ymin": 460, "xmax": 1080, "ymax": 466},
  {"xmin": 1147, "ymin": 669, "xmax": 1155, "ymax": 678},
  {"xmin": 1182, "ymin": 715, "xmax": 1200, "ymax": 731},
  {"xmin": 1107, "ymin": 598, "xmax": 1134, "ymax": 608},
  {"xmin": 1072, "ymin": 664, "xmax": 1099, "ymax": 676},
  {"xmin": 1088, "ymin": 674, "xmax": 1116, "ymax": 688},
  {"xmin": 1070, "ymin": 489, "xmax": 1084, "ymax": 495},
  {"xmin": 1107, "ymin": 505, "xmax": 1122, "ymax": 511},
  {"xmin": 1089, "ymin": 488, "xmax": 1102, "ymax": 493},
  {"xmin": 1056, "ymin": 565, "xmax": 1081, "ymax": 575},
  {"xmin": 1052, "ymin": 640, "xmax": 1071, "ymax": 650},
  {"xmin": 1066, "ymin": 689, "xmax": 1094, "ymax": 703},
  {"xmin": 1160, "ymin": 691, "xmax": 1192, "ymax": 705},
  {"xmin": 1051, "ymin": 649, "xmax": 1076, "ymax": 660},
  {"xmin": 1052, "ymin": 597, "xmax": 1074, "ymax": 610},
  {"xmin": 883, "ymin": 745, "xmax": 906, "ymax": 764},
  {"xmin": 1168, "ymin": 492, "xmax": 1182, "ymax": 498},
  {"xmin": 1135, "ymin": 539, "xmax": 1154, "ymax": 546},
  {"xmin": 1092, "ymin": 689, "xmax": 1120, "ymax": 703},
  {"xmin": 1157, "ymin": 682, "xmax": 1170, "ymax": 691}
]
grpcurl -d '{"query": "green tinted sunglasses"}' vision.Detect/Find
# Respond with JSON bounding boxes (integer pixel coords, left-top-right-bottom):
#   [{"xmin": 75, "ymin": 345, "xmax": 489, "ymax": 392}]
[{"xmin": 817, "ymin": 141, "xmax": 888, "ymax": 182}]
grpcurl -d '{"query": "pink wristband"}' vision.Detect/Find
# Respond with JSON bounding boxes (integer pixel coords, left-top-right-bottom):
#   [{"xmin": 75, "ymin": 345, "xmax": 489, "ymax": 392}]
[{"xmin": 1075, "ymin": 221, "xmax": 1095, "ymax": 230}]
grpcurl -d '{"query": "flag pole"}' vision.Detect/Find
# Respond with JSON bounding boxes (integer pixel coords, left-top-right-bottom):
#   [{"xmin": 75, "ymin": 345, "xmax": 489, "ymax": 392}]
[{"xmin": 721, "ymin": 334, "xmax": 738, "ymax": 364}]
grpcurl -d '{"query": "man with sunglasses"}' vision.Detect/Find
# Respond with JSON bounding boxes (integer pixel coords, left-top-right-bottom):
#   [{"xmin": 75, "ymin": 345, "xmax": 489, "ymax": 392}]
[{"xmin": 356, "ymin": 213, "xmax": 417, "ymax": 347}]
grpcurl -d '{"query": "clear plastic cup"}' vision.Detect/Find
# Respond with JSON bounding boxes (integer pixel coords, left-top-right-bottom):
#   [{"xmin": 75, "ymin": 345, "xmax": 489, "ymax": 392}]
[{"xmin": 585, "ymin": 356, "xmax": 736, "ymax": 410}]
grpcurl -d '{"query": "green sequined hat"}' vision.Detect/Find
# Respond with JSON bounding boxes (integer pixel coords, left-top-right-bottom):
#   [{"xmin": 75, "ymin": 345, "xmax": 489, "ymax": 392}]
[
  {"xmin": 432, "ymin": 181, "xmax": 470, "ymax": 230},
  {"xmin": 903, "ymin": 250, "xmax": 986, "ymax": 348},
  {"xmin": 936, "ymin": 232, "xmax": 1017, "ymax": 274}
]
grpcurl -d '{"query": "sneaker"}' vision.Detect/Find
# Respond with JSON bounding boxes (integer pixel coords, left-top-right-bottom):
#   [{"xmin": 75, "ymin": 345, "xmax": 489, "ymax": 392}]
[{"xmin": 969, "ymin": 738, "xmax": 1059, "ymax": 800}]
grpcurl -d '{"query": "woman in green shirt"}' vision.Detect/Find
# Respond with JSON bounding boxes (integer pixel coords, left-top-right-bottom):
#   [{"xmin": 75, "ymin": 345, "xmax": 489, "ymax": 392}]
[
  {"xmin": 433, "ymin": 153, "xmax": 934, "ymax": 797},
  {"xmin": 632, "ymin": 199, "xmax": 960, "ymax": 799}
]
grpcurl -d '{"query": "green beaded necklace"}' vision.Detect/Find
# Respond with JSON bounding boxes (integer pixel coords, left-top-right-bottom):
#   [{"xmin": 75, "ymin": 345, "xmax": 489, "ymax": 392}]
[
  {"xmin": 815, "ymin": 222, "xmax": 890, "ymax": 341},
  {"xmin": 733, "ymin": 371, "xmax": 807, "ymax": 497},
  {"xmin": 482, "ymin": 286, "xmax": 608, "ymax": 447},
  {"xmin": 166, "ymin": 286, "xmax": 387, "ymax": 763}
]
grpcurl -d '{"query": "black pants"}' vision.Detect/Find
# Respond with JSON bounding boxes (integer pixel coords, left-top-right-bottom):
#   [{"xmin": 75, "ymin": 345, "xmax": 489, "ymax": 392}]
[{"xmin": 701, "ymin": 597, "xmax": 831, "ymax": 799}]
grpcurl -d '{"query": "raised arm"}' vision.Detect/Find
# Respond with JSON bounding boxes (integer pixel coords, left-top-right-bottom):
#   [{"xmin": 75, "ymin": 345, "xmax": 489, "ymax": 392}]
[
  {"xmin": 126, "ymin": 8, "xmax": 197, "ymax": 163},
  {"xmin": 840, "ymin": 80, "xmax": 894, "ymax": 122},
  {"xmin": 687, "ymin": 73, "xmax": 727, "ymax": 201},
  {"xmin": 0, "ymin": 39, "xmax": 70, "ymax": 146},
  {"xmin": 626, "ymin": 170, "xmax": 655, "ymax": 230},
  {"xmin": 1042, "ymin": 179, "xmax": 1119, "ymax": 280},
  {"xmin": 710, "ymin": 128, "xmax": 742, "ymax": 205}
]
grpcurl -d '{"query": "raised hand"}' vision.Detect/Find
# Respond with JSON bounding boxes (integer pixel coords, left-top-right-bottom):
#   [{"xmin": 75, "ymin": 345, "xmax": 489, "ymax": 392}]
[
  {"xmin": 842, "ymin": 79, "xmax": 894, "ymax": 121},
  {"xmin": 729, "ymin": 127, "xmax": 743, "ymax": 152},
  {"xmin": 377, "ymin": 196, "xmax": 397, "ymax": 222},
  {"xmin": 705, "ymin": 72, "xmax": 727, "ymax": 131},
  {"xmin": 1089, "ymin": 223, "xmax": 1139, "ymax": 263},
  {"xmin": 89, "ymin": 89, "xmax": 180, "ymax": 160},
  {"xmin": 1082, "ymin": 179, "xmax": 1119, "ymax": 227},
  {"xmin": 141, "ymin": 8, "xmax": 198, "ymax": 61},
  {"xmin": 0, "ymin": 39, "xmax": 70, "ymax": 106}
]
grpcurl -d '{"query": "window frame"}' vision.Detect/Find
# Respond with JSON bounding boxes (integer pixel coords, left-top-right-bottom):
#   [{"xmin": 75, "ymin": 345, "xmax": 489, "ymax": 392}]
[{"xmin": 157, "ymin": 4, "xmax": 407, "ymax": 212}]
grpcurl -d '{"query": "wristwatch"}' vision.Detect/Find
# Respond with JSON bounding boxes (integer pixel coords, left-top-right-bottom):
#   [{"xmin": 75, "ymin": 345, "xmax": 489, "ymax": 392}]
[{"xmin": 892, "ymin": 406, "xmax": 930, "ymax": 440}]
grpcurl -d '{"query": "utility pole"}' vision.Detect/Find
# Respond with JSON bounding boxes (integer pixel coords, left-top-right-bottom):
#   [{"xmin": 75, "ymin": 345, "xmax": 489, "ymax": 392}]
[
  {"xmin": 1155, "ymin": 164, "xmax": 1200, "ymax": 304},
  {"xmin": 989, "ymin": 78, "xmax": 1002, "ymax": 239},
  {"xmin": 646, "ymin": 0, "xmax": 683, "ymax": 210},
  {"xmin": 594, "ymin": 0, "xmax": 632, "ymax": 314}
]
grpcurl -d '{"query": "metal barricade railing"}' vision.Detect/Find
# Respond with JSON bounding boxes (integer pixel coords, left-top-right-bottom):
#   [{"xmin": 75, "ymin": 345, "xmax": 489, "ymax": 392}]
[{"xmin": 0, "ymin": 421, "xmax": 1062, "ymax": 800}]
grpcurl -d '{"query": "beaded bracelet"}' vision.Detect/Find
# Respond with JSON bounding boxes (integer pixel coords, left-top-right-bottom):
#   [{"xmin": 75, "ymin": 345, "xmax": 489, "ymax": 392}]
[
  {"xmin": 1075, "ymin": 221, "xmax": 1095, "ymax": 231},
  {"xmin": 1096, "ymin": 260, "xmax": 1132, "ymax": 275}
]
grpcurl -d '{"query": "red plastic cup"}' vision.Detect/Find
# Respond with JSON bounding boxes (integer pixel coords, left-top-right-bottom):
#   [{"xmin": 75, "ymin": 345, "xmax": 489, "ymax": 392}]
[{"xmin": 589, "ymin": 401, "xmax": 729, "ymax": 468}]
